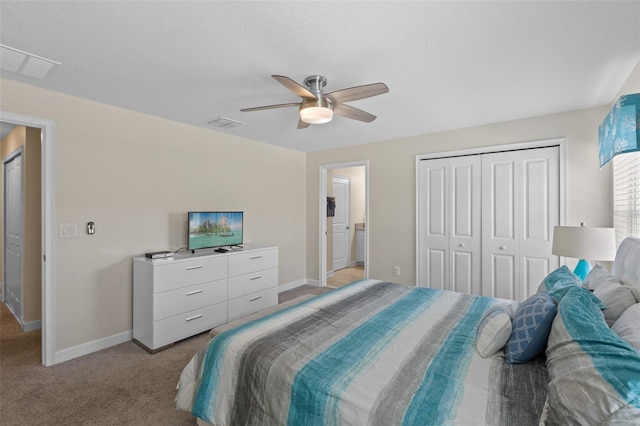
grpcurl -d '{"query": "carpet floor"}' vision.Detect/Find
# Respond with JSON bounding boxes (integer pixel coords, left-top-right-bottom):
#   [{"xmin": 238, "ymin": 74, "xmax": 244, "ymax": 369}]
[{"xmin": 0, "ymin": 285, "xmax": 331, "ymax": 425}]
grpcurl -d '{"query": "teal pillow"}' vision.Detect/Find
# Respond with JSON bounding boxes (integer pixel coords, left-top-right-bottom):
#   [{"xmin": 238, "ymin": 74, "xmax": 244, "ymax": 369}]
[
  {"xmin": 505, "ymin": 292, "xmax": 557, "ymax": 364},
  {"xmin": 538, "ymin": 266, "xmax": 582, "ymax": 303},
  {"xmin": 545, "ymin": 286, "xmax": 640, "ymax": 423}
]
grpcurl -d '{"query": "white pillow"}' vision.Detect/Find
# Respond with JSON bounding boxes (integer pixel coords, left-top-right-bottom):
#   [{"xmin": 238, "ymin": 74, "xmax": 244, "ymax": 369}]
[
  {"xmin": 612, "ymin": 303, "xmax": 640, "ymax": 352},
  {"xmin": 476, "ymin": 303, "xmax": 514, "ymax": 358}
]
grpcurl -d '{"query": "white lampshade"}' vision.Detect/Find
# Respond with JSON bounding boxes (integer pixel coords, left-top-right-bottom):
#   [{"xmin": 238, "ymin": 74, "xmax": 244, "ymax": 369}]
[
  {"xmin": 299, "ymin": 98, "xmax": 333, "ymax": 124},
  {"xmin": 552, "ymin": 225, "xmax": 616, "ymax": 261}
]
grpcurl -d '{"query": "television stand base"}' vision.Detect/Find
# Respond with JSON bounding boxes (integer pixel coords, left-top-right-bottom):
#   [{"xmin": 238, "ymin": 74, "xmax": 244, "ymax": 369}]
[{"xmin": 214, "ymin": 248, "xmax": 228, "ymax": 253}]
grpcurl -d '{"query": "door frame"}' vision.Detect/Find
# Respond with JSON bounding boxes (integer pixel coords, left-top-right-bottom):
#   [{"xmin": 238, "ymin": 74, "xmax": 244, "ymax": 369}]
[
  {"xmin": 319, "ymin": 161, "xmax": 369, "ymax": 287},
  {"xmin": 0, "ymin": 111, "xmax": 55, "ymax": 367},
  {"xmin": 415, "ymin": 137, "xmax": 567, "ymax": 287}
]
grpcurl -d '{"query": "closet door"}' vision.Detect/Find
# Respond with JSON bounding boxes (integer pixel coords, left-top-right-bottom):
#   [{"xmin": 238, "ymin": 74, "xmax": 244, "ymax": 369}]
[
  {"xmin": 418, "ymin": 156, "xmax": 481, "ymax": 293},
  {"xmin": 481, "ymin": 147, "xmax": 559, "ymax": 299}
]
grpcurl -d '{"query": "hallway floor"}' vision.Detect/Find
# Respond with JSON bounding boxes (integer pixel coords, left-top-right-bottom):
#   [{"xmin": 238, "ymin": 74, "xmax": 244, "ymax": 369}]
[{"xmin": 327, "ymin": 265, "xmax": 365, "ymax": 288}]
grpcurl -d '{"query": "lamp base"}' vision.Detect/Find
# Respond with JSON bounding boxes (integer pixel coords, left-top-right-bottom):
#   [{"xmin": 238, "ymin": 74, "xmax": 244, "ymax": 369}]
[{"xmin": 573, "ymin": 259, "xmax": 592, "ymax": 281}]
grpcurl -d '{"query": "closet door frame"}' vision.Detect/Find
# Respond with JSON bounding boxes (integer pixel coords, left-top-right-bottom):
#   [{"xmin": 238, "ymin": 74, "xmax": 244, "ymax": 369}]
[{"xmin": 415, "ymin": 138, "xmax": 567, "ymax": 290}]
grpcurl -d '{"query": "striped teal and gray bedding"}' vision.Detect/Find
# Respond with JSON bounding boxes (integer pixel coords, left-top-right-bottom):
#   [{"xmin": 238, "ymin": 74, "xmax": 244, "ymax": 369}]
[
  {"xmin": 544, "ymin": 287, "xmax": 640, "ymax": 424},
  {"xmin": 184, "ymin": 279, "xmax": 547, "ymax": 425}
]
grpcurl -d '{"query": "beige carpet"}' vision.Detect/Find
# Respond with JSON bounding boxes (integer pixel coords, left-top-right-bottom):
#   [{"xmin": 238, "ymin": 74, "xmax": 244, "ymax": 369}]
[{"xmin": 0, "ymin": 285, "xmax": 331, "ymax": 425}]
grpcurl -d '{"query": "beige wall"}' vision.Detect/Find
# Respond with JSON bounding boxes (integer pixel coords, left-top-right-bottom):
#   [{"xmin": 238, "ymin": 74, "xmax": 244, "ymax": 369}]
[
  {"xmin": 0, "ymin": 125, "xmax": 42, "ymax": 323},
  {"xmin": 1, "ymin": 58, "xmax": 637, "ymax": 359},
  {"xmin": 307, "ymin": 106, "xmax": 613, "ymax": 285},
  {"xmin": 1, "ymin": 78, "xmax": 307, "ymax": 352},
  {"xmin": 615, "ymin": 59, "xmax": 640, "ymax": 100}
]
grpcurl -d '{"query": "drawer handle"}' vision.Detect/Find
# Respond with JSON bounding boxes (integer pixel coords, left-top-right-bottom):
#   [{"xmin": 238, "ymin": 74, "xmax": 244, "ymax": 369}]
[
  {"xmin": 249, "ymin": 296, "xmax": 262, "ymax": 302},
  {"xmin": 186, "ymin": 314, "xmax": 203, "ymax": 322},
  {"xmin": 186, "ymin": 289, "xmax": 203, "ymax": 296},
  {"xmin": 249, "ymin": 275, "xmax": 262, "ymax": 281},
  {"xmin": 249, "ymin": 256, "xmax": 262, "ymax": 260},
  {"xmin": 186, "ymin": 265, "xmax": 203, "ymax": 270}
]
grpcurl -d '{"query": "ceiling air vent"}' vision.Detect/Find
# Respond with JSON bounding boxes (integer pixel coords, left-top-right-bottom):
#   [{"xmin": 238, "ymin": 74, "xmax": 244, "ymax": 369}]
[
  {"xmin": 207, "ymin": 116, "xmax": 246, "ymax": 129},
  {"xmin": 0, "ymin": 44, "xmax": 60, "ymax": 79}
]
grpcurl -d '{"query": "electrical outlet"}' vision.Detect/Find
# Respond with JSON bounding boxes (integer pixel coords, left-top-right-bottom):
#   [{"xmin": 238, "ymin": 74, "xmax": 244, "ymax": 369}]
[{"xmin": 393, "ymin": 266, "xmax": 401, "ymax": 276}]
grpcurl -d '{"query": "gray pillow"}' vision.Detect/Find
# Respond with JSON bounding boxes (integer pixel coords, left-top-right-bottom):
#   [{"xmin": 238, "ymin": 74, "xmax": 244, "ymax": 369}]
[
  {"xmin": 612, "ymin": 303, "xmax": 640, "ymax": 352},
  {"xmin": 594, "ymin": 281, "xmax": 640, "ymax": 327},
  {"xmin": 583, "ymin": 263, "xmax": 618, "ymax": 292}
]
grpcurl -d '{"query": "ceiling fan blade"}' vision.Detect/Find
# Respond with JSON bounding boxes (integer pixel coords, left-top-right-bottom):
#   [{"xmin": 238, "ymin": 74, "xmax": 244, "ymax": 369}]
[
  {"xmin": 326, "ymin": 82, "xmax": 389, "ymax": 104},
  {"xmin": 240, "ymin": 102, "xmax": 301, "ymax": 112},
  {"xmin": 297, "ymin": 119, "xmax": 310, "ymax": 129},
  {"xmin": 272, "ymin": 75, "xmax": 317, "ymax": 99},
  {"xmin": 333, "ymin": 103, "xmax": 377, "ymax": 123}
]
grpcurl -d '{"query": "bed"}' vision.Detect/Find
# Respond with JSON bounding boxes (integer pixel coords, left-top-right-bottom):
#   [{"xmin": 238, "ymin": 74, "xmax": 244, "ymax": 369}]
[{"xmin": 176, "ymin": 237, "xmax": 640, "ymax": 425}]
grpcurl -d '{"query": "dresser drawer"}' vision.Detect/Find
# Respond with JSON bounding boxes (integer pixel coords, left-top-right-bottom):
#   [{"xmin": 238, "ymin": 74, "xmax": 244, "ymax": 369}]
[
  {"xmin": 153, "ymin": 302, "xmax": 227, "ymax": 349},
  {"xmin": 153, "ymin": 256, "xmax": 227, "ymax": 293},
  {"xmin": 228, "ymin": 248, "xmax": 278, "ymax": 277},
  {"xmin": 228, "ymin": 267, "xmax": 278, "ymax": 299},
  {"xmin": 154, "ymin": 279, "xmax": 227, "ymax": 321},
  {"xmin": 228, "ymin": 287, "xmax": 278, "ymax": 321}
]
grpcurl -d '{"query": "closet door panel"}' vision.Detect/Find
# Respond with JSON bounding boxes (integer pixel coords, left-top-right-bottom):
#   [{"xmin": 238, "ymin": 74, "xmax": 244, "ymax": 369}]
[
  {"xmin": 482, "ymin": 153, "xmax": 520, "ymax": 298},
  {"xmin": 523, "ymin": 256, "xmax": 550, "ymax": 296},
  {"xmin": 449, "ymin": 157, "xmax": 481, "ymax": 295},
  {"xmin": 418, "ymin": 159, "xmax": 449, "ymax": 288},
  {"xmin": 519, "ymin": 147, "xmax": 560, "ymax": 297},
  {"xmin": 427, "ymin": 249, "xmax": 447, "ymax": 290},
  {"xmin": 491, "ymin": 254, "xmax": 516, "ymax": 300}
]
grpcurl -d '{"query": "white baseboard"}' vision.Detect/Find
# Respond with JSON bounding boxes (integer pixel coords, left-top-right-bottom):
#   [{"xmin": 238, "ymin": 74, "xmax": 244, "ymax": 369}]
[
  {"xmin": 54, "ymin": 329, "xmax": 132, "ymax": 364},
  {"xmin": 277, "ymin": 279, "xmax": 310, "ymax": 293},
  {"xmin": 22, "ymin": 319, "xmax": 42, "ymax": 332},
  {"xmin": 53, "ymin": 278, "xmax": 320, "ymax": 364}
]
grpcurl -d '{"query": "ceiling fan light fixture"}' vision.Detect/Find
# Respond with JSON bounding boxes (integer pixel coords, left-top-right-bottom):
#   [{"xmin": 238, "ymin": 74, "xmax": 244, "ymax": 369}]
[{"xmin": 299, "ymin": 98, "xmax": 333, "ymax": 124}]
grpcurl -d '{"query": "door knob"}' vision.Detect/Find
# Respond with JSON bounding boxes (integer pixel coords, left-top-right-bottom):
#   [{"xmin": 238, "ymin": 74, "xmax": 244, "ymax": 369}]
[
  {"xmin": 499, "ymin": 245, "xmax": 506, "ymax": 250},
  {"xmin": 459, "ymin": 243, "xmax": 465, "ymax": 248}
]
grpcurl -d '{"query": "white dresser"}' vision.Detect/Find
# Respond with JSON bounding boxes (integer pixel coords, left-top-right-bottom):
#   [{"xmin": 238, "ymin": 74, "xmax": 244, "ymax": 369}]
[{"xmin": 133, "ymin": 245, "xmax": 278, "ymax": 352}]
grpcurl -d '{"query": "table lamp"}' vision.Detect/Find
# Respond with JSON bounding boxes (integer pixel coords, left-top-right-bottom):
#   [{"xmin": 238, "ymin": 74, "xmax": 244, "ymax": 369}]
[{"xmin": 552, "ymin": 223, "xmax": 616, "ymax": 280}]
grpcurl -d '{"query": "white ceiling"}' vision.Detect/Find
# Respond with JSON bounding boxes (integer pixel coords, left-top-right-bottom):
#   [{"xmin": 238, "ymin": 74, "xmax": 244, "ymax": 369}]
[{"xmin": 1, "ymin": 1, "xmax": 639, "ymax": 152}]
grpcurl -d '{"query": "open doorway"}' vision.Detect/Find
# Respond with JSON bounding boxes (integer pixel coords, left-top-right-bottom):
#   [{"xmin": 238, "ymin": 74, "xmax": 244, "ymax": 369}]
[
  {"xmin": 319, "ymin": 161, "xmax": 368, "ymax": 288},
  {"xmin": 0, "ymin": 112, "xmax": 55, "ymax": 366}
]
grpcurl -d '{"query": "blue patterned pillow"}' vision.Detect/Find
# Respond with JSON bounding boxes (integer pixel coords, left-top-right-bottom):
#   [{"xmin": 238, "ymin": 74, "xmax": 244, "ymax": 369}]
[{"xmin": 505, "ymin": 292, "xmax": 556, "ymax": 364}]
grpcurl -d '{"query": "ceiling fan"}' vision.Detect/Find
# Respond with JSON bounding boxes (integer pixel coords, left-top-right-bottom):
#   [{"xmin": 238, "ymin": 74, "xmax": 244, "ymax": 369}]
[{"xmin": 240, "ymin": 75, "xmax": 389, "ymax": 129}]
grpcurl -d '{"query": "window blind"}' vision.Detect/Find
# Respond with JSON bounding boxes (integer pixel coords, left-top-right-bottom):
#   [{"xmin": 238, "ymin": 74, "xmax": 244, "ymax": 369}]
[{"xmin": 613, "ymin": 151, "xmax": 640, "ymax": 245}]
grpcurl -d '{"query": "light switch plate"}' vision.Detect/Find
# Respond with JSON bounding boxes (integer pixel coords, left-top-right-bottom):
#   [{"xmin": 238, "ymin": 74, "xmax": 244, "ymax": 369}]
[{"xmin": 59, "ymin": 223, "xmax": 78, "ymax": 238}]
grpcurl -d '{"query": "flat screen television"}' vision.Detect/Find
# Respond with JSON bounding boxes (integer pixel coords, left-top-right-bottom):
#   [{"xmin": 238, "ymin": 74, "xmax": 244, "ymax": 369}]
[{"xmin": 188, "ymin": 211, "xmax": 243, "ymax": 252}]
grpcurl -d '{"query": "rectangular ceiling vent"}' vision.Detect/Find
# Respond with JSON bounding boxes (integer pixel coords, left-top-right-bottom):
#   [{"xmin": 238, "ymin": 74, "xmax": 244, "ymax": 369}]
[
  {"xmin": 0, "ymin": 44, "xmax": 60, "ymax": 79},
  {"xmin": 207, "ymin": 116, "xmax": 246, "ymax": 129}
]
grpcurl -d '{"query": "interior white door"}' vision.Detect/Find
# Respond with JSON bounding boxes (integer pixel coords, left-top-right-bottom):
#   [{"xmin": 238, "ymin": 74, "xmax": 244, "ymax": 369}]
[
  {"xmin": 332, "ymin": 176, "xmax": 350, "ymax": 271},
  {"xmin": 481, "ymin": 147, "xmax": 559, "ymax": 299},
  {"xmin": 418, "ymin": 156, "xmax": 481, "ymax": 292},
  {"xmin": 4, "ymin": 151, "xmax": 24, "ymax": 320}
]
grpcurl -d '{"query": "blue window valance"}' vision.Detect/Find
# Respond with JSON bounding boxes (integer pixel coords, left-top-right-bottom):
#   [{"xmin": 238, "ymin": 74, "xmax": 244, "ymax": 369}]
[{"xmin": 598, "ymin": 93, "xmax": 640, "ymax": 167}]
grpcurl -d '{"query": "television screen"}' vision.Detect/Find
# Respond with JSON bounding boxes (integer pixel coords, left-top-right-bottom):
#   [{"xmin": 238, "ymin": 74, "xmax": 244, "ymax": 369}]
[{"xmin": 188, "ymin": 211, "xmax": 243, "ymax": 251}]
